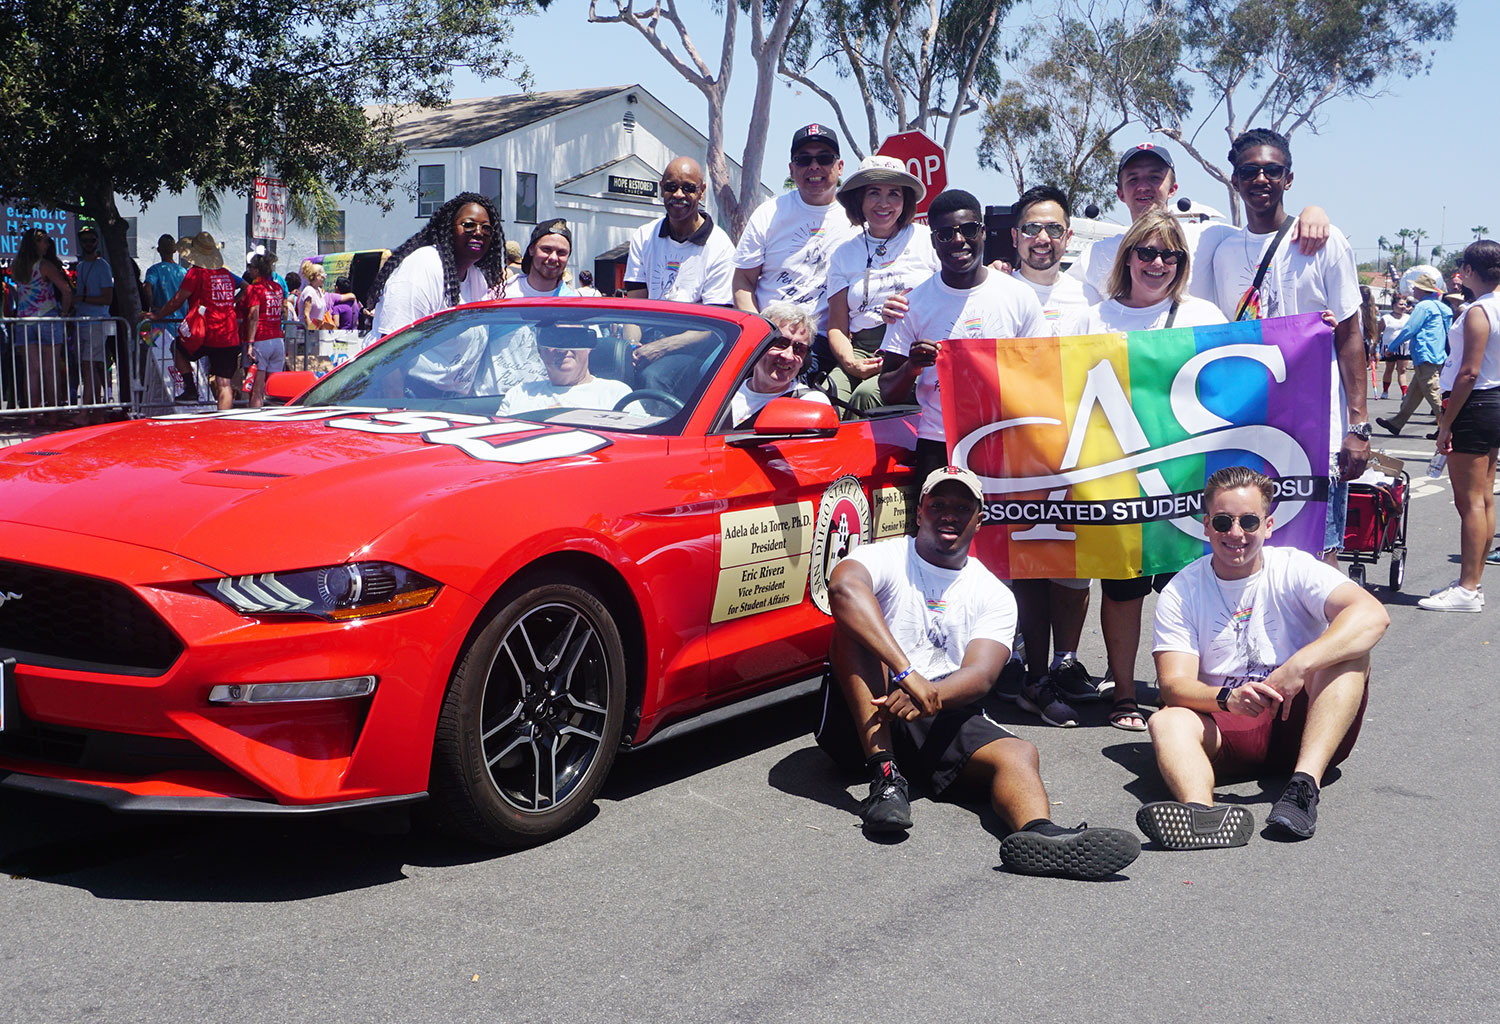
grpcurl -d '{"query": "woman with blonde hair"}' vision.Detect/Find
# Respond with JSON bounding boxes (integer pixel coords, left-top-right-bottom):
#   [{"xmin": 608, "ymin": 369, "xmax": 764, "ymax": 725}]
[
  {"xmin": 6, "ymin": 228, "xmax": 73, "ymax": 407},
  {"xmin": 299, "ymin": 260, "xmax": 333, "ymax": 330}
]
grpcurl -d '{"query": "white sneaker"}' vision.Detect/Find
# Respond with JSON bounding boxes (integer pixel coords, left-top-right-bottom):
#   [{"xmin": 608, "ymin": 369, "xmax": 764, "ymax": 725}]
[
  {"xmin": 1428, "ymin": 579, "xmax": 1485, "ymax": 606},
  {"xmin": 1418, "ymin": 584, "xmax": 1484, "ymax": 612}
]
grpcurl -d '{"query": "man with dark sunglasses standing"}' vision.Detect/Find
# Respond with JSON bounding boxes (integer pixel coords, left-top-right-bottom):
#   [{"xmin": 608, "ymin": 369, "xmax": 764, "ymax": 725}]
[
  {"xmin": 733, "ymin": 125, "xmax": 860, "ymax": 375},
  {"xmin": 1208, "ymin": 128, "xmax": 1370, "ymax": 564},
  {"xmin": 879, "ymin": 189, "xmax": 1047, "ymax": 481},
  {"xmin": 1138, "ymin": 466, "xmax": 1387, "ymax": 849}
]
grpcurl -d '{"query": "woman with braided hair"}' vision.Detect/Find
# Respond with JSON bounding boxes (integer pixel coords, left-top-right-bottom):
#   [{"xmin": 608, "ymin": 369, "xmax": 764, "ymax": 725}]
[{"xmin": 364, "ymin": 192, "xmax": 505, "ymax": 345}]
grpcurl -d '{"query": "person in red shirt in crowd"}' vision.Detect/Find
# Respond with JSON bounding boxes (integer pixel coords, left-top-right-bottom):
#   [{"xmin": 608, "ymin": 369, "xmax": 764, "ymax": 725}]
[
  {"xmin": 144, "ymin": 231, "xmax": 241, "ymax": 409},
  {"xmin": 240, "ymin": 252, "xmax": 286, "ymax": 408}
]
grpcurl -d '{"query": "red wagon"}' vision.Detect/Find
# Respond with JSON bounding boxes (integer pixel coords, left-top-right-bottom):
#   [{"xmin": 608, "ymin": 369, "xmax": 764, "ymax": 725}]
[{"xmin": 1340, "ymin": 470, "xmax": 1410, "ymax": 590}]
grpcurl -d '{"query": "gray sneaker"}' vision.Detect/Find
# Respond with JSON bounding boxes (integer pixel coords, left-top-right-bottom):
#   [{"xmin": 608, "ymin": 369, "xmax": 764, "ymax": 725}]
[
  {"xmin": 1047, "ymin": 656, "xmax": 1102, "ymax": 703},
  {"xmin": 1018, "ymin": 678, "xmax": 1078, "ymax": 728}
]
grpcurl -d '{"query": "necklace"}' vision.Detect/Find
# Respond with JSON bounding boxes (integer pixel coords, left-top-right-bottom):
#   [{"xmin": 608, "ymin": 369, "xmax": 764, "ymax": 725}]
[
  {"xmin": 862, "ymin": 225, "xmax": 904, "ymax": 312},
  {"xmin": 1211, "ymin": 565, "xmax": 1261, "ymax": 639}
]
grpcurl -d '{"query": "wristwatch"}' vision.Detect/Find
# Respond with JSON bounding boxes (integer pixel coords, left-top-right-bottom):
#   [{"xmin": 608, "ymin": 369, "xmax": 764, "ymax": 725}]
[
  {"xmin": 1215, "ymin": 686, "xmax": 1233, "ymax": 712},
  {"xmin": 1346, "ymin": 422, "xmax": 1373, "ymax": 441}
]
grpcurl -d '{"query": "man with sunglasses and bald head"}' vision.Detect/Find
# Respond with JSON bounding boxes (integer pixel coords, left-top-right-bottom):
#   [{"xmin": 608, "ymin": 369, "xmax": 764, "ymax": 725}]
[{"xmin": 1138, "ymin": 466, "xmax": 1387, "ymax": 850}]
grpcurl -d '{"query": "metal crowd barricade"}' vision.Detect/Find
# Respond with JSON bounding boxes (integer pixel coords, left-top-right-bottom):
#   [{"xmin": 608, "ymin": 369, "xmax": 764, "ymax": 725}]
[{"xmin": 0, "ymin": 315, "xmax": 145, "ymax": 418}]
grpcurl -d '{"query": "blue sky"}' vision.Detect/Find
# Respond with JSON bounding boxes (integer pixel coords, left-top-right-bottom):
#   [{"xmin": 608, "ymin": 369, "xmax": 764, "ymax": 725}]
[{"xmin": 457, "ymin": 1, "xmax": 1489, "ymax": 264}]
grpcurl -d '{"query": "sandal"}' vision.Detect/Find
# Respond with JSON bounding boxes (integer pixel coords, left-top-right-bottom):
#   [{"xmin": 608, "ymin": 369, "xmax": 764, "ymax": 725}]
[{"xmin": 1109, "ymin": 698, "xmax": 1149, "ymax": 732}]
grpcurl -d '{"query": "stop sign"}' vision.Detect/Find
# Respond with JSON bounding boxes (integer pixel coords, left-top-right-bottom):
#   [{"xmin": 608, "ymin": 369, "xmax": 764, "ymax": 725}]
[{"xmin": 876, "ymin": 130, "xmax": 947, "ymax": 215}]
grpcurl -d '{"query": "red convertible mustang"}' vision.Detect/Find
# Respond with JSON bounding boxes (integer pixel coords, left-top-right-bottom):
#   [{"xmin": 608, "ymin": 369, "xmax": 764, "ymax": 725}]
[{"xmin": 0, "ymin": 299, "xmax": 919, "ymax": 845}]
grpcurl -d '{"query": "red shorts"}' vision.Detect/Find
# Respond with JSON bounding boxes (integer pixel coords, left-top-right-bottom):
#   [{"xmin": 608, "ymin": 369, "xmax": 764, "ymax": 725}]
[{"xmin": 1210, "ymin": 682, "xmax": 1368, "ymax": 778}]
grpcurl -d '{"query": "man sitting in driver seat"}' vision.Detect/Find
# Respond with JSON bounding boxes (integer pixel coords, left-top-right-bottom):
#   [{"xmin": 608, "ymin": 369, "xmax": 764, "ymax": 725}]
[
  {"xmin": 498, "ymin": 327, "xmax": 633, "ymax": 415},
  {"xmin": 731, "ymin": 301, "xmax": 834, "ymax": 427}
]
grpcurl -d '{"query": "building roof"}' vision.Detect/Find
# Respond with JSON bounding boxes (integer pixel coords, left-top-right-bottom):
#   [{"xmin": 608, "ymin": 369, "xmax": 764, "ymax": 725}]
[{"xmin": 380, "ymin": 86, "xmax": 632, "ymax": 151}]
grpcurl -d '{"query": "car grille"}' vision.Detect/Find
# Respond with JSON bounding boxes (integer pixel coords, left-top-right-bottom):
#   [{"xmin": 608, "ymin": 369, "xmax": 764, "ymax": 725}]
[
  {"xmin": 0, "ymin": 710, "xmax": 220, "ymax": 775},
  {"xmin": 0, "ymin": 560, "xmax": 184, "ymax": 674}
]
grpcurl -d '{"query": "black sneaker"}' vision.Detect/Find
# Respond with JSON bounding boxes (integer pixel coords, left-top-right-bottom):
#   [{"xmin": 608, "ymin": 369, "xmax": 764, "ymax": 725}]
[
  {"xmin": 995, "ymin": 657, "xmax": 1026, "ymax": 703},
  {"xmin": 173, "ymin": 388, "xmax": 199, "ymax": 404},
  {"xmin": 860, "ymin": 762, "xmax": 913, "ymax": 833},
  {"xmin": 1374, "ymin": 415, "xmax": 1400, "ymax": 436},
  {"xmin": 1017, "ymin": 678, "xmax": 1078, "ymax": 727},
  {"xmin": 999, "ymin": 823, "xmax": 1140, "ymax": 880},
  {"xmin": 1136, "ymin": 801, "xmax": 1254, "ymax": 850},
  {"xmin": 1047, "ymin": 656, "xmax": 1102, "ymax": 703},
  {"xmin": 1265, "ymin": 774, "xmax": 1319, "ymax": 838}
]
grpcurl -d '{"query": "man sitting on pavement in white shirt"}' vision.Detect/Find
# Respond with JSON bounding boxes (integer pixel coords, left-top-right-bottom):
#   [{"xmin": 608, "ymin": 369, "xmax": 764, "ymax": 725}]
[
  {"xmin": 1138, "ymin": 466, "xmax": 1387, "ymax": 849},
  {"xmin": 497, "ymin": 326, "xmax": 631, "ymax": 416},
  {"xmin": 728, "ymin": 301, "xmax": 832, "ymax": 427}
]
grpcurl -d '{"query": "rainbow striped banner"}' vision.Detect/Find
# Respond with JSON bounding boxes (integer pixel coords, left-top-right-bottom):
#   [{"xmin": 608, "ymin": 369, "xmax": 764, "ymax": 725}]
[{"xmin": 937, "ymin": 312, "xmax": 1332, "ymax": 579}]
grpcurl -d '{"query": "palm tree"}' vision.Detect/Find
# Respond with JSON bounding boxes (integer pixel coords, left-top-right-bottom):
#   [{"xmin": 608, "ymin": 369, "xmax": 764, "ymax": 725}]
[
  {"xmin": 1413, "ymin": 227, "xmax": 1429, "ymax": 263},
  {"xmin": 1473, "ymin": 225, "xmax": 1489, "ymax": 241},
  {"xmin": 1395, "ymin": 228, "xmax": 1416, "ymax": 270}
]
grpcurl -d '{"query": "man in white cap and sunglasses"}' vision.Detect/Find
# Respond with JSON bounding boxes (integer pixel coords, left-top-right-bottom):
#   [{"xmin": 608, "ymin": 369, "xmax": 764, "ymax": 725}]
[
  {"xmin": 1139, "ymin": 466, "xmax": 1387, "ymax": 849},
  {"xmin": 814, "ymin": 464, "xmax": 1141, "ymax": 880}
]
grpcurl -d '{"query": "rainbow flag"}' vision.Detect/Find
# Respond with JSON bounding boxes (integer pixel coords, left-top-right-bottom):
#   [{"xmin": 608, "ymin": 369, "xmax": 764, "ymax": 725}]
[{"xmin": 937, "ymin": 312, "xmax": 1332, "ymax": 579}]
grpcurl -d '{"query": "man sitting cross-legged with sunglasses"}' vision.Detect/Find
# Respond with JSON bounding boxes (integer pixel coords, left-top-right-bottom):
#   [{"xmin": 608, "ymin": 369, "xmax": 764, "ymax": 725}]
[{"xmin": 1138, "ymin": 466, "xmax": 1388, "ymax": 849}]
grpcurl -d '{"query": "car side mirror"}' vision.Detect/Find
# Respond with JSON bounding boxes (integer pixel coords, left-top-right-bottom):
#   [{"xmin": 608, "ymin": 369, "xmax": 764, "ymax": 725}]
[
  {"xmin": 726, "ymin": 396, "xmax": 839, "ymax": 445},
  {"xmin": 264, "ymin": 371, "xmax": 319, "ymax": 402}
]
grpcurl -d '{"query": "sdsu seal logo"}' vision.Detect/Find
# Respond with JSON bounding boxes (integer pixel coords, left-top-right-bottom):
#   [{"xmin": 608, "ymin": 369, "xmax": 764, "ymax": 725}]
[{"xmin": 810, "ymin": 475, "xmax": 872, "ymax": 614}]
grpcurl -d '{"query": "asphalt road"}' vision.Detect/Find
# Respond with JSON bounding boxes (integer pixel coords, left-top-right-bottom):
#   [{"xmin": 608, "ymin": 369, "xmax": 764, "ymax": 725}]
[{"xmin": 2, "ymin": 395, "xmax": 1495, "ymax": 1023}]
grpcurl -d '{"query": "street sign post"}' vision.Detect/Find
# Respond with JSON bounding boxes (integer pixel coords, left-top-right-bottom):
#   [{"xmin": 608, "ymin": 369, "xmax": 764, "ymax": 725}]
[
  {"xmin": 876, "ymin": 130, "xmax": 947, "ymax": 217},
  {"xmin": 252, "ymin": 175, "xmax": 288, "ymax": 241}
]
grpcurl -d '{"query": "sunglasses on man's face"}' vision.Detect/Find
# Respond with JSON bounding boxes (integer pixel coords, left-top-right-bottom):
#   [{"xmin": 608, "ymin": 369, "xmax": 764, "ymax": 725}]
[
  {"xmin": 1209, "ymin": 513, "xmax": 1263, "ymax": 533},
  {"xmin": 1233, "ymin": 162, "xmax": 1288, "ymax": 183},
  {"xmin": 792, "ymin": 152, "xmax": 837, "ymax": 168},
  {"xmin": 933, "ymin": 221, "xmax": 983, "ymax": 243},
  {"xmin": 1019, "ymin": 221, "xmax": 1066, "ymax": 239}
]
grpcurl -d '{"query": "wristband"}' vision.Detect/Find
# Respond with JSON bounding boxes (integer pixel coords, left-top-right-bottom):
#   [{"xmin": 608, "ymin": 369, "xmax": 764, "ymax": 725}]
[{"xmin": 890, "ymin": 666, "xmax": 914, "ymax": 686}]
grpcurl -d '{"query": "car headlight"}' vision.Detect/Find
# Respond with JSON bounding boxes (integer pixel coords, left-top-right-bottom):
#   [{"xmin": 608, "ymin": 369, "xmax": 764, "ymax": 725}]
[{"xmin": 200, "ymin": 562, "xmax": 441, "ymax": 621}]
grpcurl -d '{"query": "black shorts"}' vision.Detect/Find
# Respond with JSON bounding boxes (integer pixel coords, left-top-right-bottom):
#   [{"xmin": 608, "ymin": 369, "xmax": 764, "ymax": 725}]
[
  {"xmin": 915, "ymin": 438, "xmax": 948, "ymax": 483},
  {"xmin": 202, "ymin": 346, "xmax": 240, "ymax": 379},
  {"xmin": 1101, "ymin": 572, "xmax": 1175, "ymax": 602},
  {"xmin": 1448, "ymin": 387, "xmax": 1500, "ymax": 454},
  {"xmin": 813, "ymin": 672, "xmax": 1015, "ymax": 796}
]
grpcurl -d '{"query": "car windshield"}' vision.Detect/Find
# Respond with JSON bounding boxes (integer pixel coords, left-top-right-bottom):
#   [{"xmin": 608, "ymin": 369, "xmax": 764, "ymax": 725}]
[{"xmin": 294, "ymin": 304, "xmax": 739, "ymax": 433}]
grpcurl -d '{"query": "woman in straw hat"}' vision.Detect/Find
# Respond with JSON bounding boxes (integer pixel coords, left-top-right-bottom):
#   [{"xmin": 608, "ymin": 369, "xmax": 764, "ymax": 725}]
[
  {"xmin": 824, "ymin": 155, "xmax": 937, "ymax": 412},
  {"xmin": 144, "ymin": 231, "xmax": 241, "ymax": 409}
]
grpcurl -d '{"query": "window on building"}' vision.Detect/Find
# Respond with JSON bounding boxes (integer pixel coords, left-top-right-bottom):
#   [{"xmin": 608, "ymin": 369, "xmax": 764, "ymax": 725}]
[
  {"xmin": 418, "ymin": 165, "xmax": 445, "ymax": 217},
  {"xmin": 516, "ymin": 171, "xmax": 537, "ymax": 224},
  {"xmin": 178, "ymin": 215, "xmax": 202, "ymax": 239},
  {"xmin": 480, "ymin": 167, "xmax": 503, "ymax": 212},
  {"xmin": 123, "ymin": 217, "xmax": 138, "ymax": 259},
  {"xmin": 318, "ymin": 211, "xmax": 346, "ymax": 254}
]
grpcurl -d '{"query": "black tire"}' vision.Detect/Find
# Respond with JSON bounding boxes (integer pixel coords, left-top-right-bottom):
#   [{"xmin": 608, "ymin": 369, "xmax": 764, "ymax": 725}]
[
  {"xmin": 1349, "ymin": 561, "xmax": 1366, "ymax": 589},
  {"xmin": 1389, "ymin": 548, "xmax": 1406, "ymax": 591},
  {"xmin": 429, "ymin": 577, "xmax": 627, "ymax": 847}
]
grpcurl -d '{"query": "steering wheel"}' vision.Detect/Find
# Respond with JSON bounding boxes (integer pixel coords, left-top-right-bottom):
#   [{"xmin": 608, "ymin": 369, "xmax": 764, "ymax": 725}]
[{"xmin": 613, "ymin": 388, "xmax": 684, "ymax": 413}]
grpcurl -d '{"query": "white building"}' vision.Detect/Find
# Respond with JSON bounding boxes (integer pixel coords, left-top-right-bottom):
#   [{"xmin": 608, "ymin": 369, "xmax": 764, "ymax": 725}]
[{"xmin": 120, "ymin": 84, "xmax": 768, "ymax": 291}]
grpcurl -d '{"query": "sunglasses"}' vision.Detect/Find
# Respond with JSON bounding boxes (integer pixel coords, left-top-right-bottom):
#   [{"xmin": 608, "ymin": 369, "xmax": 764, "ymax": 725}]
[
  {"xmin": 1209, "ymin": 513, "xmax": 1263, "ymax": 533},
  {"xmin": 1019, "ymin": 222, "xmax": 1066, "ymax": 239},
  {"xmin": 661, "ymin": 180, "xmax": 700, "ymax": 195},
  {"xmin": 792, "ymin": 152, "xmax": 838, "ymax": 168},
  {"xmin": 1233, "ymin": 162, "xmax": 1288, "ymax": 182},
  {"xmin": 457, "ymin": 219, "xmax": 494, "ymax": 235},
  {"xmin": 1131, "ymin": 246, "xmax": 1186, "ymax": 265},
  {"xmin": 933, "ymin": 221, "xmax": 983, "ymax": 243}
]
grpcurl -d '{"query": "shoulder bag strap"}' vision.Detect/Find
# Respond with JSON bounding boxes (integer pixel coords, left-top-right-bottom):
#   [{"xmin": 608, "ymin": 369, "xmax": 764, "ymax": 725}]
[{"xmin": 1234, "ymin": 216, "xmax": 1296, "ymax": 321}]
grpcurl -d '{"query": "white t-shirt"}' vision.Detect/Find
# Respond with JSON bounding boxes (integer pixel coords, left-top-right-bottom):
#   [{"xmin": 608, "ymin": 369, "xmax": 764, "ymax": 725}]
[
  {"xmin": 729, "ymin": 379, "xmax": 831, "ymax": 427},
  {"xmin": 826, "ymin": 223, "xmax": 940, "ymax": 333},
  {"xmin": 732, "ymin": 191, "xmax": 860, "ymax": 331},
  {"xmin": 1061, "ymin": 294, "xmax": 1228, "ymax": 335},
  {"xmin": 1012, "ymin": 270, "xmax": 1090, "ymax": 335},
  {"xmin": 1068, "ymin": 220, "xmax": 1232, "ymax": 305},
  {"xmin": 846, "ymin": 536, "xmax": 1017, "ymax": 683},
  {"xmin": 1153, "ymin": 545, "xmax": 1350, "ymax": 692},
  {"xmin": 1440, "ymin": 291, "xmax": 1500, "ymax": 392},
  {"xmin": 1380, "ymin": 312, "xmax": 1410, "ymax": 354},
  {"xmin": 1210, "ymin": 222, "xmax": 1362, "ymax": 458},
  {"xmin": 498, "ymin": 375, "xmax": 632, "ymax": 415},
  {"xmin": 488, "ymin": 274, "xmax": 580, "ymax": 300},
  {"xmin": 883, "ymin": 270, "xmax": 1049, "ymax": 441},
  {"xmin": 367, "ymin": 246, "xmax": 489, "ymax": 341},
  {"xmin": 624, "ymin": 214, "xmax": 736, "ymax": 305}
]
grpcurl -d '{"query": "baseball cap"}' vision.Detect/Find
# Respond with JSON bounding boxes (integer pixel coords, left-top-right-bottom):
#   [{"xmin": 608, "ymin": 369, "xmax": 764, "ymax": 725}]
[
  {"xmin": 521, "ymin": 218, "xmax": 571, "ymax": 273},
  {"xmin": 791, "ymin": 123, "xmax": 840, "ymax": 157},
  {"xmin": 1117, "ymin": 143, "xmax": 1174, "ymax": 180},
  {"xmin": 920, "ymin": 465, "xmax": 984, "ymax": 503}
]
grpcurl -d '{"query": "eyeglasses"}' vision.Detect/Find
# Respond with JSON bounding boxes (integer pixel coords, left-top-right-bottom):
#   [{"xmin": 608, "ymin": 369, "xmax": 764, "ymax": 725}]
[
  {"xmin": 1233, "ymin": 162, "xmax": 1288, "ymax": 183},
  {"xmin": 792, "ymin": 152, "xmax": 838, "ymax": 168},
  {"xmin": 457, "ymin": 219, "xmax": 494, "ymax": 235},
  {"xmin": 1209, "ymin": 513, "xmax": 1263, "ymax": 533},
  {"xmin": 661, "ymin": 181, "xmax": 700, "ymax": 195},
  {"xmin": 766, "ymin": 337, "xmax": 811, "ymax": 359},
  {"xmin": 932, "ymin": 221, "xmax": 983, "ymax": 243},
  {"xmin": 1131, "ymin": 246, "xmax": 1186, "ymax": 265},
  {"xmin": 1019, "ymin": 222, "xmax": 1066, "ymax": 239}
]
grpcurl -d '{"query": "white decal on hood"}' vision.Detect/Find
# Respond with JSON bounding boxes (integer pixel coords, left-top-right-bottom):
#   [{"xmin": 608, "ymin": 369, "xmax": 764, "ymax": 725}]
[{"xmin": 421, "ymin": 425, "xmax": 611, "ymax": 463}]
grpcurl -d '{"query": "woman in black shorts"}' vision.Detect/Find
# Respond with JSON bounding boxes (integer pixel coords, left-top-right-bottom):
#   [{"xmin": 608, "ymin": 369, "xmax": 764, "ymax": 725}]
[{"xmin": 1419, "ymin": 240, "xmax": 1500, "ymax": 612}]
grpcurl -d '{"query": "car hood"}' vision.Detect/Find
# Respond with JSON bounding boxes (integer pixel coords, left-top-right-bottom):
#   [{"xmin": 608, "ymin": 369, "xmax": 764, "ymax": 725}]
[{"xmin": 0, "ymin": 407, "xmax": 638, "ymax": 575}]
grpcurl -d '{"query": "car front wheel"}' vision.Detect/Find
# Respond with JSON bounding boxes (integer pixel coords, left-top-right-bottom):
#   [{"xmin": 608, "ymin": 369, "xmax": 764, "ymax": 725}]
[{"xmin": 430, "ymin": 576, "xmax": 627, "ymax": 847}]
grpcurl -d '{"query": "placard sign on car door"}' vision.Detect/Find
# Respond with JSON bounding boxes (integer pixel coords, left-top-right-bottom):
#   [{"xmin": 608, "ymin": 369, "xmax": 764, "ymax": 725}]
[{"xmin": 711, "ymin": 502, "xmax": 815, "ymax": 622}]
